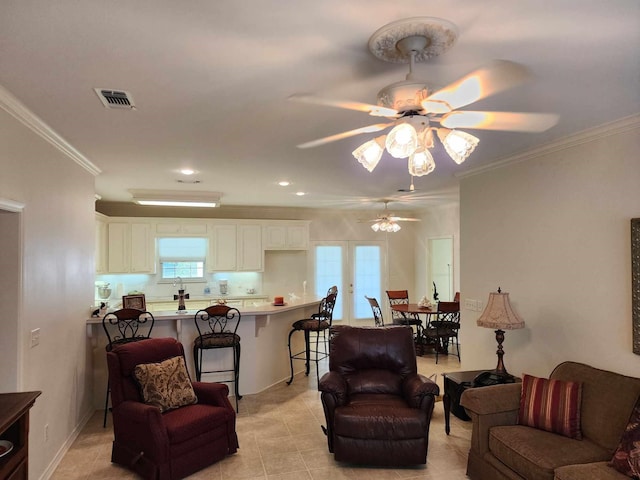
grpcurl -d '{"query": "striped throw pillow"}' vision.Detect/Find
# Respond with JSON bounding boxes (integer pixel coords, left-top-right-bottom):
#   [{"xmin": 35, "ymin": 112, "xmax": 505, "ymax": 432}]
[{"xmin": 518, "ymin": 374, "xmax": 582, "ymax": 439}]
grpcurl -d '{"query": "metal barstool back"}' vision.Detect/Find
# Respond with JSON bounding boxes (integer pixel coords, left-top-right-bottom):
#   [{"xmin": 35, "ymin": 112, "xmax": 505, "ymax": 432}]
[{"xmin": 365, "ymin": 296, "xmax": 384, "ymax": 327}]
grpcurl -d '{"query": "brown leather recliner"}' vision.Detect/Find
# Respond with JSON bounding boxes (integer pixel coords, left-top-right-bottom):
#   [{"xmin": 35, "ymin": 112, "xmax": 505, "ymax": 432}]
[{"xmin": 318, "ymin": 325, "xmax": 440, "ymax": 466}]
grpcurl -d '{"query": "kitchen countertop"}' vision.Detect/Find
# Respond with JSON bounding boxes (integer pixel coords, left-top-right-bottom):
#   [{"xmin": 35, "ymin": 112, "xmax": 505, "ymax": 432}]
[{"xmin": 87, "ymin": 296, "xmax": 321, "ymax": 323}]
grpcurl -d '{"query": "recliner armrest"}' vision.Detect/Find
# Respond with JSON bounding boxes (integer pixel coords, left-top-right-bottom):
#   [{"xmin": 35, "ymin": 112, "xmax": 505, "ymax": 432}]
[
  {"xmin": 318, "ymin": 371, "xmax": 348, "ymax": 405},
  {"xmin": 192, "ymin": 381, "xmax": 234, "ymax": 410},
  {"xmin": 403, "ymin": 373, "xmax": 440, "ymax": 408}
]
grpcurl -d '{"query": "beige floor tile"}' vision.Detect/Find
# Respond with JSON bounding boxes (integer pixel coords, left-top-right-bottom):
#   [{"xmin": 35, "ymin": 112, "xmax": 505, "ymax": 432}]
[{"xmin": 51, "ymin": 354, "xmax": 470, "ymax": 480}]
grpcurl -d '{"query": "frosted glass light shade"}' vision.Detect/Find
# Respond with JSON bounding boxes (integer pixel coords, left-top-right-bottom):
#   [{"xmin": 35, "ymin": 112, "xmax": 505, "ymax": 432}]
[
  {"xmin": 437, "ymin": 128, "xmax": 479, "ymax": 164},
  {"xmin": 371, "ymin": 219, "xmax": 401, "ymax": 233},
  {"xmin": 385, "ymin": 123, "xmax": 418, "ymax": 158},
  {"xmin": 352, "ymin": 136, "xmax": 385, "ymax": 172},
  {"xmin": 408, "ymin": 148, "xmax": 436, "ymax": 177}
]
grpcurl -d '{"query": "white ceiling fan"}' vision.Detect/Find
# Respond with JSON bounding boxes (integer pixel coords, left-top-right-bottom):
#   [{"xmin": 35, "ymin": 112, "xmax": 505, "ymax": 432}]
[
  {"xmin": 361, "ymin": 200, "xmax": 420, "ymax": 233},
  {"xmin": 290, "ymin": 17, "xmax": 558, "ymax": 176}
]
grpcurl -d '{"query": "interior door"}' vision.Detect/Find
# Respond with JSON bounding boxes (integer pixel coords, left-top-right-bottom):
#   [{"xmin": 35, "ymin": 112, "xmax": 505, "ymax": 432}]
[{"xmin": 310, "ymin": 241, "xmax": 385, "ymax": 324}]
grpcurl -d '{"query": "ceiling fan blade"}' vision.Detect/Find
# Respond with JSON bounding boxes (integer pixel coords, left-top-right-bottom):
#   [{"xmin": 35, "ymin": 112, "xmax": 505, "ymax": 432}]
[
  {"xmin": 388, "ymin": 216, "xmax": 420, "ymax": 222},
  {"xmin": 440, "ymin": 111, "xmax": 559, "ymax": 132},
  {"xmin": 289, "ymin": 94, "xmax": 398, "ymax": 117},
  {"xmin": 422, "ymin": 60, "xmax": 533, "ymax": 112},
  {"xmin": 296, "ymin": 123, "xmax": 393, "ymax": 149}
]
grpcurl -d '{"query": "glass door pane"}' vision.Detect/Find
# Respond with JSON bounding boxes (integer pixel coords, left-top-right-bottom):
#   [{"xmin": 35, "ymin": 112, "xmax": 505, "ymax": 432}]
[{"xmin": 352, "ymin": 244, "xmax": 382, "ymax": 321}]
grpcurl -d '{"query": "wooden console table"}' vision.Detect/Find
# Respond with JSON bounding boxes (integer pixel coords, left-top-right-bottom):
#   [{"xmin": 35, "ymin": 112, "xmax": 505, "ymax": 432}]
[{"xmin": 0, "ymin": 391, "xmax": 41, "ymax": 480}]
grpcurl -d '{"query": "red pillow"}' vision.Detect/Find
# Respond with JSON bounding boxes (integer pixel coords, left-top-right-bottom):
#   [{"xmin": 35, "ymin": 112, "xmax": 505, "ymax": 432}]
[
  {"xmin": 608, "ymin": 397, "xmax": 640, "ymax": 478},
  {"xmin": 518, "ymin": 374, "xmax": 582, "ymax": 440}
]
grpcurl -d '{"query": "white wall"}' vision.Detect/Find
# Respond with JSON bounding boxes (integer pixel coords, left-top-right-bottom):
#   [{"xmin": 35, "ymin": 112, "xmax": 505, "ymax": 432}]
[
  {"xmin": 459, "ymin": 116, "xmax": 640, "ymax": 378},
  {"xmin": 0, "ymin": 100, "xmax": 97, "ymax": 478}
]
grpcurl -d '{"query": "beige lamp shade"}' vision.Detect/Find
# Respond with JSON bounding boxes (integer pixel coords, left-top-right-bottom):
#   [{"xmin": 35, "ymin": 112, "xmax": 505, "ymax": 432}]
[{"xmin": 477, "ymin": 290, "xmax": 524, "ymax": 330}]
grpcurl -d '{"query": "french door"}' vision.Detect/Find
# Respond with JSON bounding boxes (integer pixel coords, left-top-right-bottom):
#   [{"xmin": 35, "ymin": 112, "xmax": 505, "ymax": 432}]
[{"xmin": 309, "ymin": 241, "xmax": 386, "ymax": 324}]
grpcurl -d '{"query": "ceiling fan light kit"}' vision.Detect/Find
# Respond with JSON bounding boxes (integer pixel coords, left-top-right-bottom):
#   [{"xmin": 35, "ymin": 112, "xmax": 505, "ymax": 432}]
[{"xmin": 292, "ymin": 16, "xmax": 558, "ymax": 186}]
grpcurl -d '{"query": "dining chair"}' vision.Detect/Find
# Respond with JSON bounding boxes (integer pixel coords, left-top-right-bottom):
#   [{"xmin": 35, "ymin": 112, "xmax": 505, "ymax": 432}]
[
  {"xmin": 386, "ymin": 289, "xmax": 423, "ymax": 348},
  {"xmin": 365, "ymin": 295, "xmax": 384, "ymax": 327},
  {"xmin": 424, "ymin": 301, "xmax": 461, "ymax": 363},
  {"xmin": 102, "ymin": 307, "xmax": 155, "ymax": 427},
  {"xmin": 193, "ymin": 305, "xmax": 242, "ymax": 411}
]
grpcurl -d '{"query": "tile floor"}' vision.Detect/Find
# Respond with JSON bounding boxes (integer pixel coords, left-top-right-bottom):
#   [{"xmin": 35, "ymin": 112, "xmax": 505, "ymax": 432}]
[{"xmin": 51, "ymin": 353, "xmax": 471, "ymax": 479}]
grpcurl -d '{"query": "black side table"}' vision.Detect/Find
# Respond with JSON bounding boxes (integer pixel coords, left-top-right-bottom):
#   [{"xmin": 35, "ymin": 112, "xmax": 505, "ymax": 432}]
[{"xmin": 442, "ymin": 370, "xmax": 520, "ymax": 435}]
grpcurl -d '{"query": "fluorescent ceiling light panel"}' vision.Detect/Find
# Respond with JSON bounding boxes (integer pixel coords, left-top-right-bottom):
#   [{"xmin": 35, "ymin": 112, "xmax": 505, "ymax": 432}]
[{"xmin": 130, "ymin": 189, "xmax": 221, "ymax": 208}]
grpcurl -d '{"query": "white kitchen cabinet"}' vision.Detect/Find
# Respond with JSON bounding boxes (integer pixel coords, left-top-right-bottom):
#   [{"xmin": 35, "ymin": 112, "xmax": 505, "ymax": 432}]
[
  {"xmin": 130, "ymin": 223, "xmax": 155, "ymax": 273},
  {"xmin": 156, "ymin": 222, "xmax": 207, "ymax": 235},
  {"xmin": 107, "ymin": 222, "xmax": 155, "ymax": 273},
  {"xmin": 238, "ymin": 224, "xmax": 263, "ymax": 271},
  {"xmin": 208, "ymin": 224, "xmax": 237, "ymax": 271},
  {"xmin": 263, "ymin": 222, "xmax": 309, "ymax": 250},
  {"xmin": 95, "ymin": 215, "xmax": 108, "ymax": 273},
  {"xmin": 208, "ymin": 223, "xmax": 263, "ymax": 272},
  {"xmin": 107, "ymin": 223, "xmax": 130, "ymax": 273}
]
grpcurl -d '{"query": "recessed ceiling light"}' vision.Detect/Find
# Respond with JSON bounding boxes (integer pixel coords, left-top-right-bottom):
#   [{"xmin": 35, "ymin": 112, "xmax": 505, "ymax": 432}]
[
  {"xmin": 180, "ymin": 168, "xmax": 195, "ymax": 175},
  {"xmin": 296, "ymin": 191, "xmax": 305, "ymax": 196},
  {"xmin": 278, "ymin": 181, "xmax": 290, "ymax": 186}
]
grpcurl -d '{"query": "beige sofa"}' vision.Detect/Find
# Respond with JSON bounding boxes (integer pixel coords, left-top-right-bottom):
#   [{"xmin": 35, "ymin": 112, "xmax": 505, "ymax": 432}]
[{"xmin": 460, "ymin": 361, "xmax": 640, "ymax": 480}]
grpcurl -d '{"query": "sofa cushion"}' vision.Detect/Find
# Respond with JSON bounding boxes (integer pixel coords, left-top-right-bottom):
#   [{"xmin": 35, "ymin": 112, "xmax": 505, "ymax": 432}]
[
  {"xmin": 555, "ymin": 461, "xmax": 631, "ymax": 480},
  {"xmin": 608, "ymin": 397, "xmax": 640, "ymax": 478},
  {"xmin": 490, "ymin": 425, "xmax": 610, "ymax": 480},
  {"xmin": 550, "ymin": 362, "xmax": 640, "ymax": 452},
  {"xmin": 519, "ymin": 374, "xmax": 582, "ymax": 439},
  {"xmin": 134, "ymin": 355, "xmax": 197, "ymax": 412}
]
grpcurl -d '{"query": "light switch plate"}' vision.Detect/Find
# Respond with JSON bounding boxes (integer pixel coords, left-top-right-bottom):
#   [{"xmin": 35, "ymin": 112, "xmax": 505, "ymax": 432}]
[{"xmin": 30, "ymin": 328, "xmax": 40, "ymax": 347}]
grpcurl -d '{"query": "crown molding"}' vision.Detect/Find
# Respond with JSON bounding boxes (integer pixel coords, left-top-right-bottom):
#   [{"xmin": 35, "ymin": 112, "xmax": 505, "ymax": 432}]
[
  {"xmin": 0, "ymin": 84, "xmax": 101, "ymax": 176},
  {"xmin": 457, "ymin": 114, "xmax": 640, "ymax": 179}
]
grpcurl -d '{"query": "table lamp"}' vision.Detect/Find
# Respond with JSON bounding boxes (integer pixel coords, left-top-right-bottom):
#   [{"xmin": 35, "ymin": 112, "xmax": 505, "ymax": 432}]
[{"xmin": 476, "ymin": 287, "xmax": 524, "ymax": 381}]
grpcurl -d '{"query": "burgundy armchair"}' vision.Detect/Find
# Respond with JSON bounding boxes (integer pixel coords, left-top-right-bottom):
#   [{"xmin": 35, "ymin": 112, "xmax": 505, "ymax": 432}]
[
  {"xmin": 319, "ymin": 325, "xmax": 440, "ymax": 466},
  {"xmin": 106, "ymin": 337, "xmax": 238, "ymax": 480}
]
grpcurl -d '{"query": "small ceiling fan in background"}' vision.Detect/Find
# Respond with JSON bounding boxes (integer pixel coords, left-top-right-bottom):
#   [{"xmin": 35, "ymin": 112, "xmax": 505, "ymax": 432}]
[
  {"xmin": 290, "ymin": 17, "xmax": 558, "ymax": 178},
  {"xmin": 361, "ymin": 200, "xmax": 420, "ymax": 233}
]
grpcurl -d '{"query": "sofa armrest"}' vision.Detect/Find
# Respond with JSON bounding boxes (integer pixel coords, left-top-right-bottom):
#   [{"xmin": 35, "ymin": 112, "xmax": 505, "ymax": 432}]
[
  {"xmin": 192, "ymin": 381, "xmax": 234, "ymax": 410},
  {"xmin": 460, "ymin": 383, "xmax": 522, "ymax": 456},
  {"xmin": 403, "ymin": 373, "xmax": 440, "ymax": 409}
]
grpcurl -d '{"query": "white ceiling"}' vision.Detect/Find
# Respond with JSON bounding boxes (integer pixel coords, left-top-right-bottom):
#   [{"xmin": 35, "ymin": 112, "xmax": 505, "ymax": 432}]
[{"xmin": 1, "ymin": 1, "xmax": 639, "ymax": 212}]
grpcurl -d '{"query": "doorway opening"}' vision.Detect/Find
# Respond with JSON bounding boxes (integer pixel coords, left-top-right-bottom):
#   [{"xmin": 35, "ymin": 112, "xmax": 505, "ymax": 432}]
[
  {"xmin": 428, "ymin": 236, "xmax": 454, "ymax": 302},
  {"xmin": 0, "ymin": 199, "xmax": 24, "ymax": 392}
]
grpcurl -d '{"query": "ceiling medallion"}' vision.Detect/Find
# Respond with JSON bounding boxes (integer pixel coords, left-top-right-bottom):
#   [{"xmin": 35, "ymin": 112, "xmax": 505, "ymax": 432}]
[{"xmin": 368, "ymin": 17, "xmax": 458, "ymax": 64}]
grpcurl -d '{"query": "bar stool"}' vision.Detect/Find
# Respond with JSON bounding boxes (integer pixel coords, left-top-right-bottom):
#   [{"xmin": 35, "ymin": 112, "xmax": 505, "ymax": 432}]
[
  {"xmin": 286, "ymin": 287, "xmax": 337, "ymax": 385},
  {"xmin": 102, "ymin": 308, "xmax": 155, "ymax": 427},
  {"xmin": 193, "ymin": 305, "xmax": 242, "ymax": 411}
]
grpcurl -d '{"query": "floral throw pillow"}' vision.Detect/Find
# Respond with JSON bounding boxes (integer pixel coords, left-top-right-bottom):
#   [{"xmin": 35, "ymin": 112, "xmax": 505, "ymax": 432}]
[
  {"xmin": 518, "ymin": 374, "xmax": 582, "ymax": 439},
  {"xmin": 133, "ymin": 356, "xmax": 197, "ymax": 413},
  {"xmin": 608, "ymin": 397, "xmax": 640, "ymax": 479}
]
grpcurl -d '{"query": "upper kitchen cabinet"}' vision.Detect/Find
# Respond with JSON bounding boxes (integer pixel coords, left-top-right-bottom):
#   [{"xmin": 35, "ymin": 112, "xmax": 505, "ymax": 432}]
[
  {"xmin": 156, "ymin": 222, "xmax": 208, "ymax": 235},
  {"xmin": 263, "ymin": 221, "xmax": 309, "ymax": 250},
  {"xmin": 207, "ymin": 223, "xmax": 263, "ymax": 272},
  {"xmin": 107, "ymin": 222, "xmax": 156, "ymax": 274}
]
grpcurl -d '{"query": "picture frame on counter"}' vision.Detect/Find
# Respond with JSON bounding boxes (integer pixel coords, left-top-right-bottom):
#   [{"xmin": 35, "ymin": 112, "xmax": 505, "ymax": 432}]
[{"xmin": 122, "ymin": 294, "xmax": 146, "ymax": 311}]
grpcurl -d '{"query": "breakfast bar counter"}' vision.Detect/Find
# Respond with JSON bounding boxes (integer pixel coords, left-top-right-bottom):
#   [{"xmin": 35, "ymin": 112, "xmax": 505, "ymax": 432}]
[{"xmin": 87, "ymin": 297, "xmax": 321, "ymax": 408}]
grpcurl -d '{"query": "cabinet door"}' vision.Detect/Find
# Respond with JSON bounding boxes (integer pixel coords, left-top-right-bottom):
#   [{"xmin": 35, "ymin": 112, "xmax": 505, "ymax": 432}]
[
  {"xmin": 263, "ymin": 225, "xmax": 287, "ymax": 249},
  {"xmin": 208, "ymin": 224, "xmax": 237, "ymax": 271},
  {"xmin": 286, "ymin": 225, "xmax": 309, "ymax": 249},
  {"xmin": 107, "ymin": 223, "xmax": 130, "ymax": 273},
  {"xmin": 238, "ymin": 224, "xmax": 263, "ymax": 271},
  {"xmin": 95, "ymin": 219, "xmax": 107, "ymax": 273},
  {"xmin": 130, "ymin": 223, "xmax": 155, "ymax": 273}
]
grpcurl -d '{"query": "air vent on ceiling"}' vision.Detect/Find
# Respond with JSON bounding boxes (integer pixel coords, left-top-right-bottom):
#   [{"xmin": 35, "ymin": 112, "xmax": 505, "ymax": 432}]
[{"xmin": 94, "ymin": 88, "xmax": 135, "ymax": 109}]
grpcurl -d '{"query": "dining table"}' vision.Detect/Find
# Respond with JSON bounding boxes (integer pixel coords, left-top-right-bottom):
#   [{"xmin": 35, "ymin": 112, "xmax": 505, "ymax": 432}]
[
  {"xmin": 390, "ymin": 304, "xmax": 449, "ymax": 355},
  {"xmin": 390, "ymin": 303, "xmax": 441, "ymax": 355}
]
